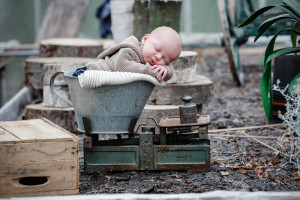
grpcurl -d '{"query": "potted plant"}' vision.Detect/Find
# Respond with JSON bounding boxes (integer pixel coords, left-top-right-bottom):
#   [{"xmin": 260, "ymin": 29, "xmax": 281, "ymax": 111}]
[{"xmin": 239, "ymin": 0, "xmax": 300, "ymax": 123}]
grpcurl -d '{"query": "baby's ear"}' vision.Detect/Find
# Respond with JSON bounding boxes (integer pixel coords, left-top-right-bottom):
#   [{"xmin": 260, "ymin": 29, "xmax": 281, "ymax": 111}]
[{"xmin": 141, "ymin": 34, "xmax": 150, "ymax": 44}]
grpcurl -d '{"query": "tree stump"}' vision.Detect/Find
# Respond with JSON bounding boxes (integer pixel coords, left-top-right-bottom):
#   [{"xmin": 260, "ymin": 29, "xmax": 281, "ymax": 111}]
[
  {"xmin": 24, "ymin": 103, "xmax": 78, "ymax": 133},
  {"xmin": 25, "ymin": 57, "xmax": 94, "ymax": 90},
  {"xmin": 111, "ymin": 0, "xmax": 182, "ymax": 43},
  {"xmin": 39, "ymin": 38, "xmax": 114, "ymax": 58},
  {"xmin": 148, "ymin": 75, "xmax": 213, "ymax": 113},
  {"xmin": 136, "ymin": 104, "xmax": 179, "ymax": 134},
  {"xmin": 168, "ymin": 51, "xmax": 198, "ymax": 84}
]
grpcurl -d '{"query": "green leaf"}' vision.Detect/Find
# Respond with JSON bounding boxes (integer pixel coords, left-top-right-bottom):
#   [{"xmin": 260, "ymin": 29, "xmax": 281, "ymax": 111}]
[
  {"xmin": 258, "ymin": 14, "xmax": 291, "ymax": 32},
  {"xmin": 276, "ymin": 4, "xmax": 300, "ymax": 22},
  {"xmin": 283, "ymin": 0, "xmax": 300, "ymax": 16},
  {"xmin": 260, "ymin": 62, "xmax": 272, "ymax": 123},
  {"xmin": 260, "ymin": 28, "xmax": 300, "ymax": 123},
  {"xmin": 265, "ymin": 47, "xmax": 300, "ymax": 64},
  {"xmin": 291, "ymin": 23, "xmax": 300, "ymax": 57},
  {"xmin": 291, "ymin": 23, "xmax": 300, "ymax": 47},
  {"xmin": 288, "ymin": 72, "xmax": 300, "ymax": 94},
  {"xmin": 255, "ymin": 14, "xmax": 293, "ymax": 42},
  {"xmin": 239, "ymin": 6, "xmax": 276, "ymax": 27}
]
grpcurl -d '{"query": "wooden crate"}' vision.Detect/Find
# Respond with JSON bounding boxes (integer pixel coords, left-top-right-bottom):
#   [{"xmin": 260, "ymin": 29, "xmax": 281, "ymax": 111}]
[{"xmin": 0, "ymin": 118, "xmax": 79, "ymax": 197}]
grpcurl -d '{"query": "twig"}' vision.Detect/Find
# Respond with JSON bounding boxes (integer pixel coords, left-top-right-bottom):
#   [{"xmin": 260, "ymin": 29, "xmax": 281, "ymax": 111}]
[
  {"xmin": 241, "ymin": 131, "xmax": 282, "ymax": 154},
  {"xmin": 208, "ymin": 123, "xmax": 286, "ymax": 133},
  {"xmin": 208, "ymin": 134, "xmax": 300, "ymax": 140}
]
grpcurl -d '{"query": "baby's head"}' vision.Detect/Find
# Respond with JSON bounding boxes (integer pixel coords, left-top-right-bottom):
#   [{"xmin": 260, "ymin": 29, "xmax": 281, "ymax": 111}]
[{"xmin": 140, "ymin": 26, "xmax": 182, "ymax": 66}]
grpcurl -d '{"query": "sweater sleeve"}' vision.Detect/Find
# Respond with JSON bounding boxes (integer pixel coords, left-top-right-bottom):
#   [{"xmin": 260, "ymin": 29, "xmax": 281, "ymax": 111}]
[
  {"xmin": 114, "ymin": 48, "xmax": 155, "ymax": 76},
  {"xmin": 114, "ymin": 48, "xmax": 174, "ymax": 81}
]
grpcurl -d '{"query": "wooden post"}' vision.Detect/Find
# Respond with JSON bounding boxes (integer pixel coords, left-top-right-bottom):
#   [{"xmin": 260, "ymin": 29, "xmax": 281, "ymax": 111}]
[{"xmin": 133, "ymin": 0, "xmax": 182, "ymax": 41}]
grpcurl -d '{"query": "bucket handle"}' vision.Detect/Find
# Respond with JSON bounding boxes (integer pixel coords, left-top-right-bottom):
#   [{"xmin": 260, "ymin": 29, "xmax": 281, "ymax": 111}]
[{"xmin": 50, "ymin": 71, "xmax": 73, "ymax": 107}]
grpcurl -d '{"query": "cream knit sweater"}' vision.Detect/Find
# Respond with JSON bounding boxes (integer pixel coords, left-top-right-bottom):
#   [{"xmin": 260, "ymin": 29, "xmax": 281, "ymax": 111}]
[{"xmin": 85, "ymin": 36, "xmax": 174, "ymax": 81}]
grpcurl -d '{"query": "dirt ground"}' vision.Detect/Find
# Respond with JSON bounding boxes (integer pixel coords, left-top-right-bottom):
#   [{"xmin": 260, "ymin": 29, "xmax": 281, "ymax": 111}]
[{"xmin": 79, "ymin": 47, "xmax": 300, "ymax": 194}]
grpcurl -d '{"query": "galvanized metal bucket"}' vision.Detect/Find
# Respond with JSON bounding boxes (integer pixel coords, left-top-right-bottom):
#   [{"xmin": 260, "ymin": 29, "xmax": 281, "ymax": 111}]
[{"xmin": 50, "ymin": 71, "xmax": 154, "ymax": 134}]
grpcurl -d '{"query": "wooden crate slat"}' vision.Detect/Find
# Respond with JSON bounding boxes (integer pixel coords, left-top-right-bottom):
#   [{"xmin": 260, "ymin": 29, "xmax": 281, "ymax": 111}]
[
  {"xmin": 0, "ymin": 140, "xmax": 77, "ymax": 165},
  {"xmin": 0, "ymin": 127, "xmax": 21, "ymax": 143},
  {"xmin": 0, "ymin": 119, "xmax": 74, "ymax": 142},
  {"xmin": 0, "ymin": 160, "xmax": 78, "ymax": 196}
]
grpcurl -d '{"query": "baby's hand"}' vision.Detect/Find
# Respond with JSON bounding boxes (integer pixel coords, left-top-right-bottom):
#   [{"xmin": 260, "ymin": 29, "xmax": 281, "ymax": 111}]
[{"xmin": 151, "ymin": 65, "xmax": 167, "ymax": 83}]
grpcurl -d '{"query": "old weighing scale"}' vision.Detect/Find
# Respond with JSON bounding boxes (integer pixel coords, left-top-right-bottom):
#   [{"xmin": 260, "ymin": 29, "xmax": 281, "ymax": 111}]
[{"xmin": 51, "ymin": 71, "xmax": 210, "ymax": 174}]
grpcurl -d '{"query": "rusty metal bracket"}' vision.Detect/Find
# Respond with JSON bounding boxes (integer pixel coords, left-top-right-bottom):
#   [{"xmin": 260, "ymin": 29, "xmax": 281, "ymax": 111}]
[
  {"xmin": 128, "ymin": 116, "xmax": 138, "ymax": 137},
  {"xmin": 82, "ymin": 116, "xmax": 92, "ymax": 136},
  {"xmin": 84, "ymin": 135, "xmax": 92, "ymax": 149}
]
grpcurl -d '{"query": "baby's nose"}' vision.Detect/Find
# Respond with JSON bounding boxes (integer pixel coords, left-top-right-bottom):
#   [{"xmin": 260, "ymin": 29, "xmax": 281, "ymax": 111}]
[{"xmin": 155, "ymin": 53, "xmax": 162, "ymax": 60}]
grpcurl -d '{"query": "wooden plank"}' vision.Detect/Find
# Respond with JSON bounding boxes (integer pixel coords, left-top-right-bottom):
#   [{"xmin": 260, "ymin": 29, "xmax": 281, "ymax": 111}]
[
  {"xmin": 0, "ymin": 119, "xmax": 74, "ymax": 142},
  {"xmin": 0, "ymin": 189, "xmax": 79, "ymax": 198},
  {"xmin": 0, "ymin": 160, "xmax": 78, "ymax": 196},
  {"xmin": 0, "ymin": 140, "xmax": 77, "ymax": 165},
  {"xmin": 0, "ymin": 126, "xmax": 21, "ymax": 143}
]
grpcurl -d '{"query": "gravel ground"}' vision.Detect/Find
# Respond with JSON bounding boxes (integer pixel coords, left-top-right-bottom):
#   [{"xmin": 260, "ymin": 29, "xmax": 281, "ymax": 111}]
[{"xmin": 79, "ymin": 47, "xmax": 300, "ymax": 194}]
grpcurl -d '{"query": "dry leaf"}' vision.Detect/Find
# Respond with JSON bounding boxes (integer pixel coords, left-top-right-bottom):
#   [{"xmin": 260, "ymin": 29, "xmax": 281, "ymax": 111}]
[
  {"xmin": 220, "ymin": 171, "xmax": 229, "ymax": 176},
  {"xmin": 244, "ymin": 163, "xmax": 252, "ymax": 170},
  {"xmin": 292, "ymin": 172, "xmax": 300, "ymax": 180}
]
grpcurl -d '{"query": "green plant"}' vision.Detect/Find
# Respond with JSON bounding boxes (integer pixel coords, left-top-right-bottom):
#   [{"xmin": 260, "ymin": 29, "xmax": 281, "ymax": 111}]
[{"xmin": 239, "ymin": 0, "xmax": 300, "ymax": 123}]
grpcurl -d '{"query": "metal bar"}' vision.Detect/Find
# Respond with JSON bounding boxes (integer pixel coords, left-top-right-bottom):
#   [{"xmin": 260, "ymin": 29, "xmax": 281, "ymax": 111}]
[
  {"xmin": 139, "ymin": 132, "xmax": 154, "ymax": 170},
  {"xmin": 0, "ymin": 50, "xmax": 40, "ymax": 57},
  {"xmin": 160, "ymin": 127, "xmax": 167, "ymax": 145},
  {"xmin": 0, "ymin": 87, "xmax": 33, "ymax": 121},
  {"xmin": 82, "ymin": 117, "xmax": 92, "ymax": 136},
  {"xmin": 0, "ymin": 65, "xmax": 6, "ymax": 106},
  {"xmin": 34, "ymin": 0, "xmax": 41, "ymax": 38}
]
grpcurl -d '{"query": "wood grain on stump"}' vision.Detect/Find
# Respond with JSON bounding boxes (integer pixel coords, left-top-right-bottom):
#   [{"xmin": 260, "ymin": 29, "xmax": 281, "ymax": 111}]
[
  {"xmin": 168, "ymin": 51, "xmax": 198, "ymax": 84},
  {"xmin": 40, "ymin": 38, "xmax": 114, "ymax": 58},
  {"xmin": 24, "ymin": 103, "xmax": 78, "ymax": 134},
  {"xmin": 136, "ymin": 104, "xmax": 179, "ymax": 134},
  {"xmin": 148, "ymin": 75, "xmax": 213, "ymax": 106}
]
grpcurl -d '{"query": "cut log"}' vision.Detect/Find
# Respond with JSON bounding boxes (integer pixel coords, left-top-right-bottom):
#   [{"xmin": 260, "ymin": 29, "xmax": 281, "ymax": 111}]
[
  {"xmin": 148, "ymin": 75, "xmax": 213, "ymax": 107},
  {"xmin": 40, "ymin": 38, "xmax": 115, "ymax": 58},
  {"xmin": 43, "ymin": 85, "xmax": 71, "ymax": 108},
  {"xmin": 25, "ymin": 57, "xmax": 94, "ymax": 90},
  {"xmin": 136, "ymin": 104, "xmax": 179, "ymax": 134},
  {"xmin": 168, "ymin": 51, "xmax": 198, "ymax": 84},
  {"xmin": 24, "ymin": 103, "xmax": 78, "ymax": 134}
]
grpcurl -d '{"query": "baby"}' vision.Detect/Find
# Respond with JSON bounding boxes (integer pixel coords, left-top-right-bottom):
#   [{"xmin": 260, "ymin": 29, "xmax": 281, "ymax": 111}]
[{"xmin": 73, "ymin": 26, "xmax": 182, "ymax": 83}]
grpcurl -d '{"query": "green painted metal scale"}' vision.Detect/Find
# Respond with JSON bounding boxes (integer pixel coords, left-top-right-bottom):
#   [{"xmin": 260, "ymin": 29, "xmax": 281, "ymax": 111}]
[{"xmin": 83, "ymin": 99, "xmax": 210, "ymax": 174}]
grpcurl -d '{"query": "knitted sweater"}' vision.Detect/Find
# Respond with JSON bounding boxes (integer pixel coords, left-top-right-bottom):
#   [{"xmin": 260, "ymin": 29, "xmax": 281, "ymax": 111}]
[{"xmin": 85, "ymin": 36, "xmax": 174, "ymax": 81}]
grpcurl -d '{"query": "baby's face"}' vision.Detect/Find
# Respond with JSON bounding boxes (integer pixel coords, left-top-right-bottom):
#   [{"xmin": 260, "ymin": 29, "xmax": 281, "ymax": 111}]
[{"xmin": 141, "ymin": 32, "xmax": 181, "ymax": 66}]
